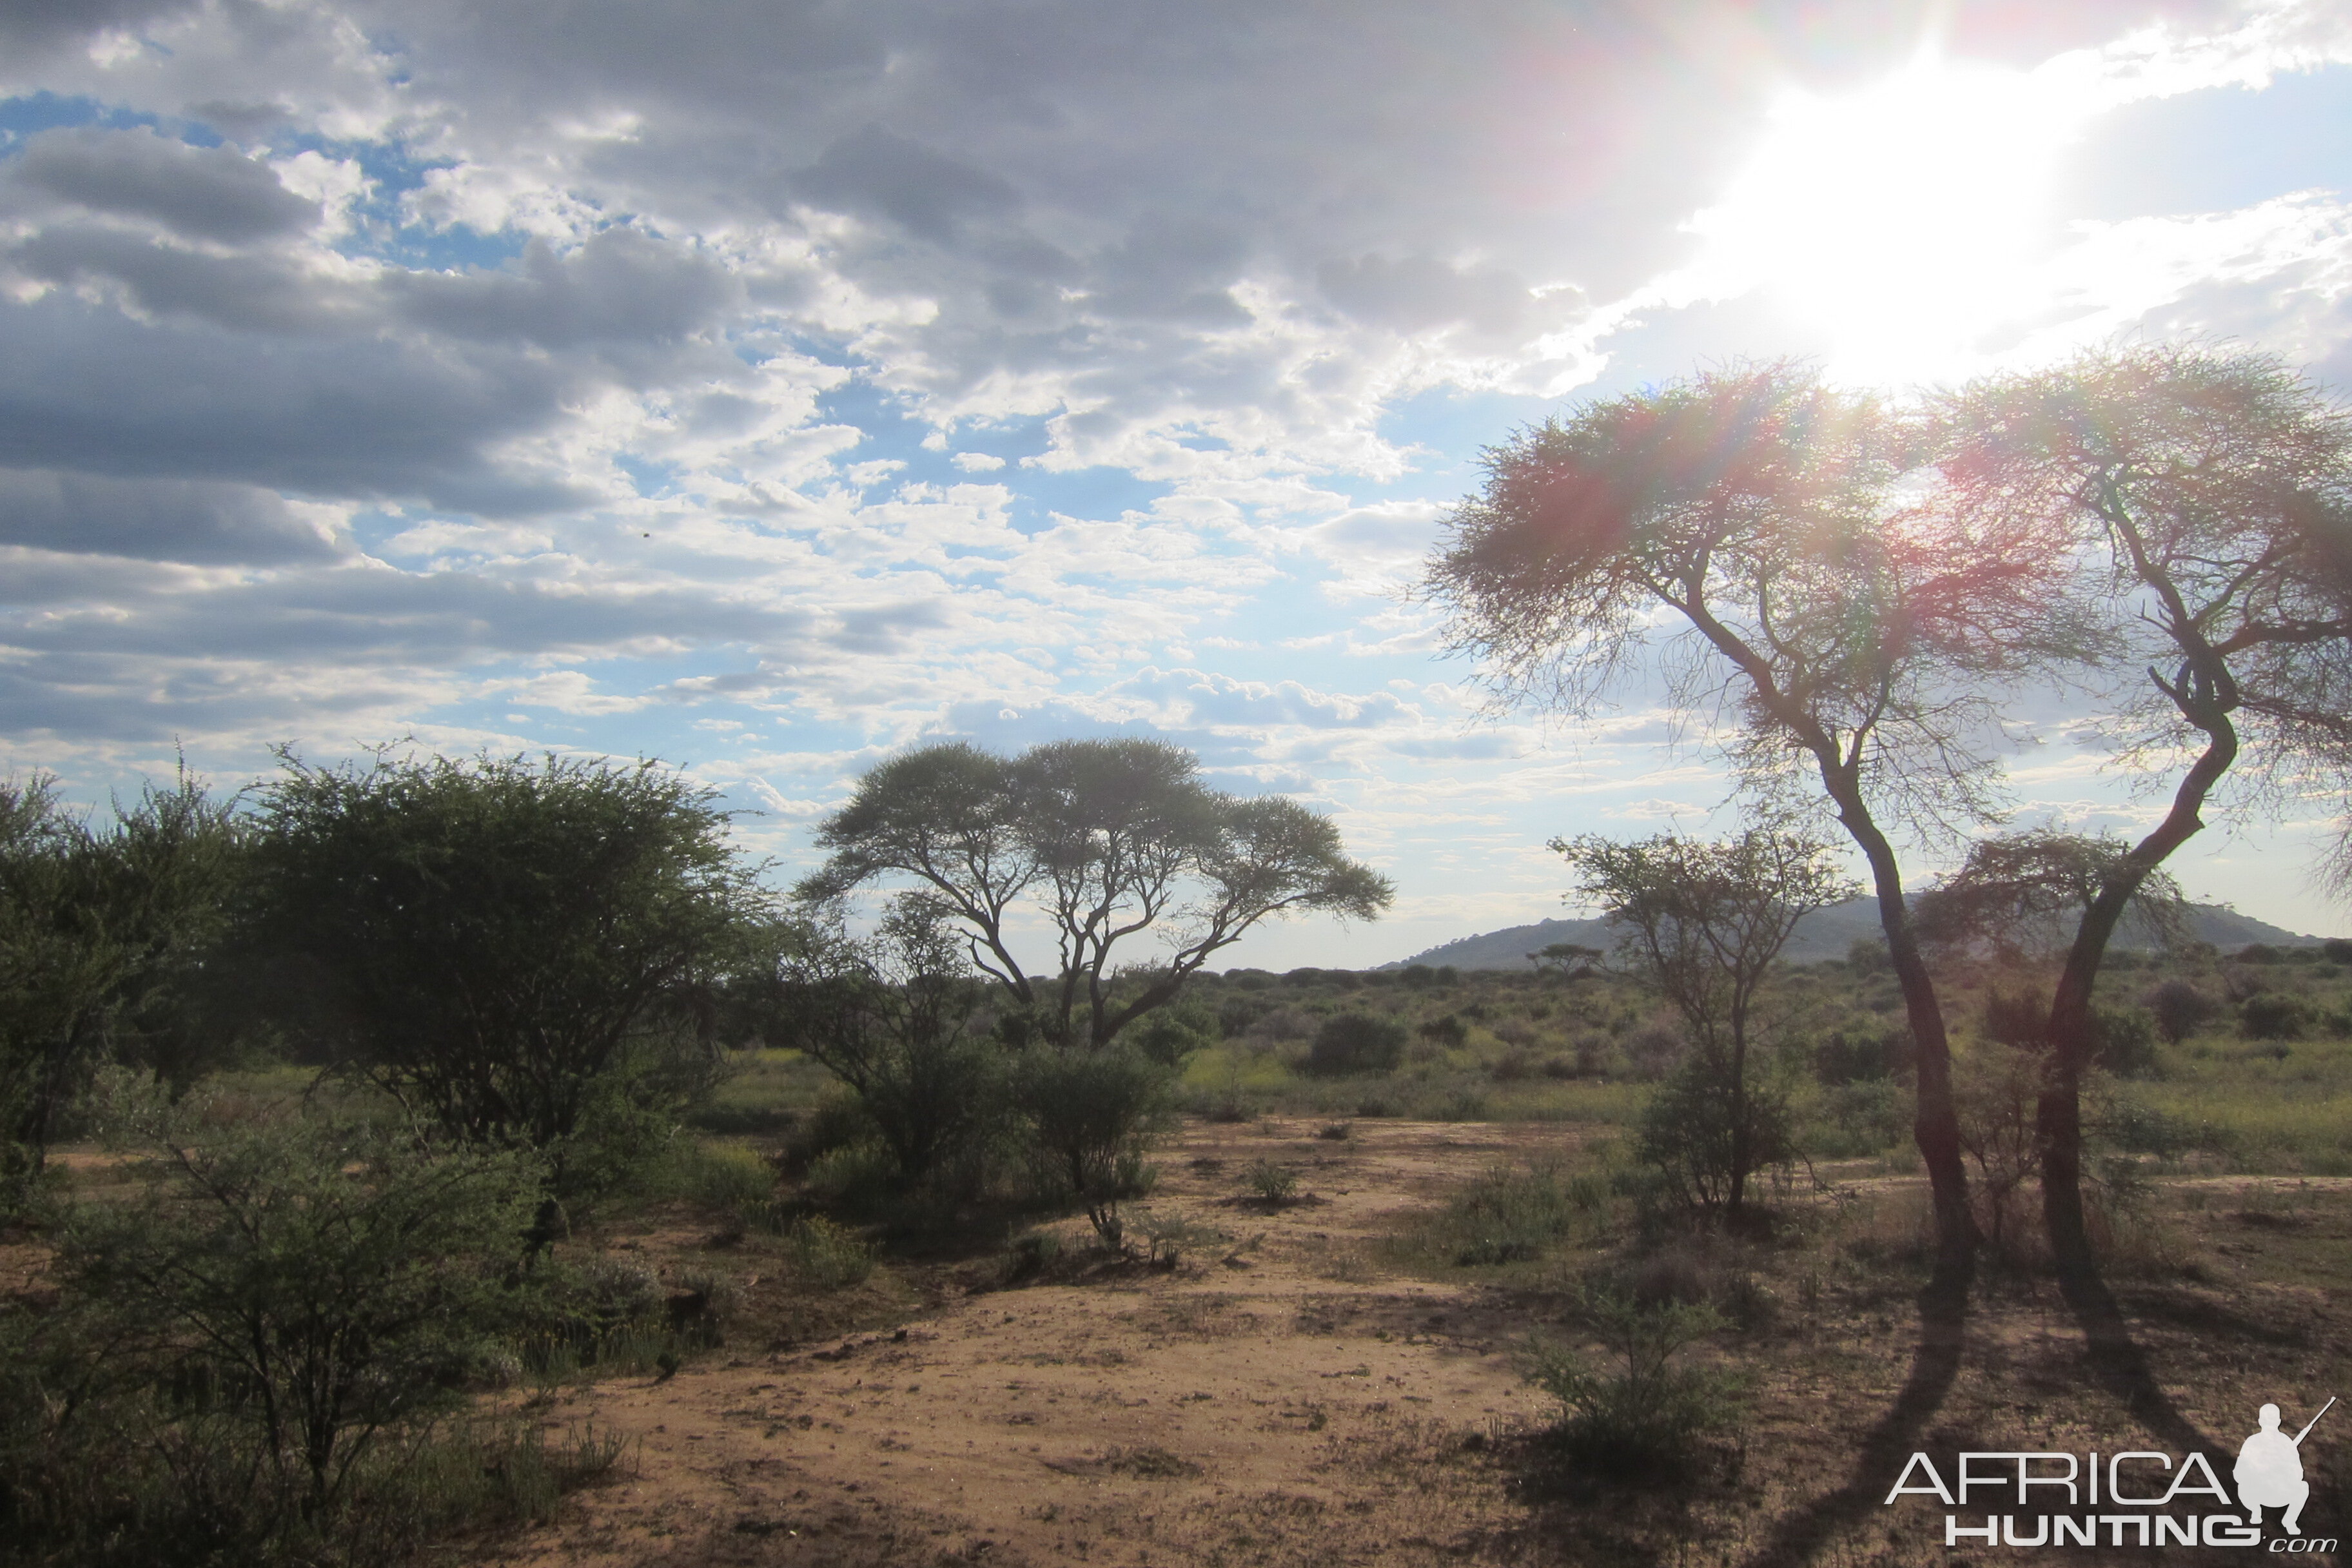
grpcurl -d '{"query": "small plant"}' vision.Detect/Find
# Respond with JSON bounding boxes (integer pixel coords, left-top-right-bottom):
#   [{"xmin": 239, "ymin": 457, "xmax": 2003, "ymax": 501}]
[
  {"xmin": 1315, "ymin": 1121, "xmax": 1351, "ymax": 1141},
  {"xmin": 784, "ymin": 1215, "xmax": 874, "ymax": 1289},
  {"xmin": 1244, "ymin": 1159, "xmax": 1300, "ymax": 1205},
  {"xmin": 1520, "ymin": 1291, "xmax": 1740, "ymax": 1479},
  {"xmin": 1128, "ymin": 1208, "xmax": 1228, "ymax": 1268}
]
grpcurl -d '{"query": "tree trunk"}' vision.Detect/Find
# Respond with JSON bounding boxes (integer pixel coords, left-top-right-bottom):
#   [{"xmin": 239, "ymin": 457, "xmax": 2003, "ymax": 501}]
[
  {"xmin": 2041, "ymin": 710, "xmax": 2237, "ymax": 1290},
  {"xmin": 1833, "ymin": 789, "xmax": 1976, "ymax": 1280},
  {"xmin": 1728, "ymin": 1026, "xmax": 1749, "ymax": 1217}
]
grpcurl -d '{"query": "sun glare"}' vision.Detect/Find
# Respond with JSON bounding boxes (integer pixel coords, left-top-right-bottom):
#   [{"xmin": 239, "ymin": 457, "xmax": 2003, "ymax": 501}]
[{"xmin": 1672, "ymin": 61, "xmax": 2089, "ymax": 384}]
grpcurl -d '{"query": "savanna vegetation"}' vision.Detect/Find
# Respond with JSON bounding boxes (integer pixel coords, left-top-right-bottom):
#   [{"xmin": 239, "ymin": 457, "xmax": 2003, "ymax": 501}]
[{"xmin": 6, "ymin": 340, "xmax": 2352, "ymax": 1566}]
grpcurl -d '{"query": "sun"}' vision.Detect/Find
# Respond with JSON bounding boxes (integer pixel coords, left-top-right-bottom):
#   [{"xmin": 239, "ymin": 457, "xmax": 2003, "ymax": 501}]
[{"xmin": 1670, "ymin": 59, "xmax": 2089, "ymax": 384}]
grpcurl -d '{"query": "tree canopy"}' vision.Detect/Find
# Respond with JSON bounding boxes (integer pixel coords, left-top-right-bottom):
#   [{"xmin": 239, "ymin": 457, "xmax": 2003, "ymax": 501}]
[
  {"xmin": 247, "ymin": 749, "xmax": 769, "ymax": 1191},
  {"xmin": 801, "ymin": 738, "xmax": 1391, "ymax": 1050}
]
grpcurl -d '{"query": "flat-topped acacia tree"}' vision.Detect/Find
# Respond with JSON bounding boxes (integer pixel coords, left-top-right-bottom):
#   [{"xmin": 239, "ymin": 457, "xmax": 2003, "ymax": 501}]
[
  {"xmin": 1422, "ymin": 364, "xmax": 2093, "ymax": 1279},
  {"xmin": 1936, "ymin": 346, "xmax": 2352, "ymax": 1289},
  {"xmin": 799, "ymin": 738, "xmax": 1392, "ymax": 1052}
]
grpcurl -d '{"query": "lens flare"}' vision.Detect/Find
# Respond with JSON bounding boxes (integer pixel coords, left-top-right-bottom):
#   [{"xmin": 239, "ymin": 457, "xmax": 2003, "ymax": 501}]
[{"xmin": 1668, "ymin": 60, "xmax": 2088, "ymax": 382}]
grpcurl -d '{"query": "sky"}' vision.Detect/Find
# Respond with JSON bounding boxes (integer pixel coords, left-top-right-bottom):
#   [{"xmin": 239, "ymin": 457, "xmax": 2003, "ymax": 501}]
[{"xmin": 4, "ymin": 0, "xmax": 2352, "ymax": 968}]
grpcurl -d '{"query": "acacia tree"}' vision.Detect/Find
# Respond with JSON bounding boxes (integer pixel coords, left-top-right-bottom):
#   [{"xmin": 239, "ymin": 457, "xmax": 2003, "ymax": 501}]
[
  {"xmin": 248, "ymin": 749, "xmax": 769, "ymax": 1195},
  {"xmin": 1559, "ymin": 829, "xmax": 1857, "ymax": 1215},
  {"xmin": 801, "ymin": 739, "xmax": 1391, "ymax": 1052},
  {"xmin": 1424, "ymin": 365, "xmax": 2088, "ymax": 1275},
  {"xmin": 1937, "ymin": 346, "xmax": 2352, "ymax": 1286}
]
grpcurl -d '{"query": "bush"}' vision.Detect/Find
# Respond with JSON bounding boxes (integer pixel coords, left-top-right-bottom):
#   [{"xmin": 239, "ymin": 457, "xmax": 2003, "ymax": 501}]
[
  {"xmin": 1635, "ymin": 1050, "xmax": 1794, "ymax": 1211},
  {"xmin": 1305, "ymin": 1013, "xmax": 1407, "ymax": 1075},
  {"xmin": 784, "ymin": 1215, "xmax": 875, "ymax": 1289},
  {"xmin": 2093, "ymin": 1008, "xmax": 2162, "ymax": 1077},
  {"xmin": 1424, "ymin": 1162, "xmax": 1592, "ymax": 1266},
  {"xmin": 1128, "ymin": 997, "xmax": 1219, "ymax": 1066},
  {"xmin": 776, "ymin": 1090, "xmax": 878, "ymax": 1177},
  {"xmin": 1520, "ymin": 1293, "xmax": 1739, "ymax": 1479},
  {"xmin": 1417, "ymin": 1014, "xmax": 1469, "ymax": 1049},
  {"xmin": 246, "ymin": 750, "xmax": 763, "ymax": 1198},
  {"xmin": 0, "ymin": 772, "xmax": 244, "ymax": 1212},
  {"xmin": 1622, "ymin": 1022, "xmax": 1685, "ymax": 1081},
  {"xmin": 53, "ymin": 1114, "xmax": 542, "ymax": 1527},
  {"xmin": 1808, "ymin": 1077, "xmax": 1910, "ymax": 1157},
  {"xmin": 1811, "ymin": 1027, "xmax": 1902, "ymax": 1085},
  {"xmin": 1244, "ymin": 1159, "xmax": 1299, "ymax": 1204},
  {"xmin": 2242, "ymin": 993, "xmax": 2311, "ymax": 1041},
  {"xmin": 2147, "ymin": 979, "xmax": 2222, "ymax": 1044},
  {"xmin": 1011, "ymin": 1046, "xmax": 1173, "ymax": 1244}
]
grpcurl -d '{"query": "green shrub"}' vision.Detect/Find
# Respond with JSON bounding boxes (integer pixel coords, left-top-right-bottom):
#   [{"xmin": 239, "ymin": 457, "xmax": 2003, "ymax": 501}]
[
  {"xmin": 666, "ymin": 1137, "xmax": 776, "ymax": 1217},
  {"xmin": 777, "ymin": 1090, "xmax": 878, "ymax": 1177},
  {"xmin": 45, "ymin": 1114, "xmax": 541, "ymax": 1539},
  {"xmin": 800, "ymin": 1137, "xmax": 899, "ymax": 1209},
  {"xmin": 1306, "ymin": 1013, "xmax": 1407, "ymax": 1075},
  {"xmin": 2242, "ymin": 994, "xmax": 2311, "ymax": 1041},
  {"xmin": 1244, "ymin": 1159, "xmax": 1300, "ymax": 1204},
  {"xmin": 1416, "ymin": 1014, "xmax": 1469, "ymax": 1049},
  {"xmin": 244, "ymin": 750, "xmax": 763, "ymax": 1199},
  {"xmin": 2093, "ymin": 1008, "xmax": 2162, "ymax": 1077},
  {"xmin": 2148, "ymin": 979, "xmax": 2222, "ymax": 1044},
  {"xmin": 1129, "ymin": 997, "xmax": 1220, "ymax": 1066},
  {"xmin": 1002, "ymin": 1227, "xmax": 1063, "ymax": 1283},
  {"xmin": 1635, "ymin": 1050, "xmax": 1794, "ymax": 1210},
  {"xmin": 1520, "ymin": 1293, "xmax": 1739, "ymax": 1479},
  {"xmin": 784, "ymin": 1215, "xmax": 874, "ymax": 1289},
  {"xmin": 1811, "ymin": 1027, "xmax": 1901, "ymax": 1085},
  {"xmin": 1011, "ymin": 1046, "xmax": 1173, "ymax": 1244},
  {"xmin": 1808, "ymin": 1077, "xmax": 1909, "ymax": 1157},
  {"xmin": 1418, "ymin": 1162, "xmax": 1592, "ymax": 1267}
]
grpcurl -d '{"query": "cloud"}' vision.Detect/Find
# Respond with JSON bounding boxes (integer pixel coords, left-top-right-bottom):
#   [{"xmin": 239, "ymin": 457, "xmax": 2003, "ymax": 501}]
[
  {"xmin": 796, "ymin": 123, "xmax": 1024, "ymax": 242},
  {"xmin": 1317, "ymin": 253, "xmax": 1534, "ymax": 335},
  {"xmin": 0, "ymin": 295, "xmax": 595, "ymax": 512},
  {"xmin": 1113, "ymin": 666, "xmax": 1415, "ymax": 731},
  {"xmin": 13, "ymin": 126, "xmax": 319, "ymax": 242},
  {"xmin": 0, "ymin": 468, "xmax": 342, "ymax": 564},
  {"xmin": 386, "ymin": 230, "xmax": 741, "ymax": 359}
]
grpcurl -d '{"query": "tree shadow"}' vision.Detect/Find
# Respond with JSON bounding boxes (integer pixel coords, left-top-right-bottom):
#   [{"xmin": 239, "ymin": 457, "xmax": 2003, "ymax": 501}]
[
  {"xmin": 1735, "ymin": 1262, "xmax": 1971, "ymax": 1568},
  {"xmin": 2055, "ymin": 1260, "xmax": 2219, "ymax": 1458},
  {"xmin": 1736, "ymin": 1253, "xmax": 2227, "ymax": 1568}
]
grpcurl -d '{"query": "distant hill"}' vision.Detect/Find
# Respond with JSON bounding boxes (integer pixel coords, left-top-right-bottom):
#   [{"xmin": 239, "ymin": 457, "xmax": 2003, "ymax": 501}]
[{"xmin": 1380, "ymin": 897, "xmax": 2332, "ymax": 972}]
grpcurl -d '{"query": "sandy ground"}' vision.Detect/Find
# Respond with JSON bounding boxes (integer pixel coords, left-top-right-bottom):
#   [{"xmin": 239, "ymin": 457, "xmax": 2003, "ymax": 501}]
[{"xmin": 479, "ymin": 1118, "xmax": 1587, "ymax": 1568}]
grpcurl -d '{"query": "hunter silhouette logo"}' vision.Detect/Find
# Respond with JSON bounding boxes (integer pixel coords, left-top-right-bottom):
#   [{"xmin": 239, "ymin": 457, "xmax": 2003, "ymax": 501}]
[{"xmin": 2239, "ymin": 1398, "xmax": 2333, "ymax": 1537}]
